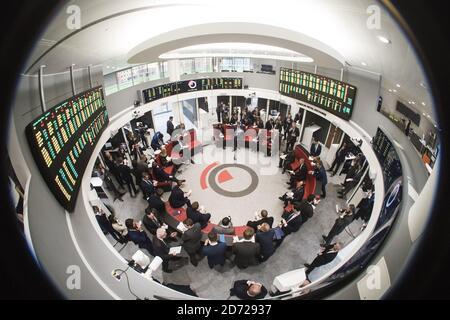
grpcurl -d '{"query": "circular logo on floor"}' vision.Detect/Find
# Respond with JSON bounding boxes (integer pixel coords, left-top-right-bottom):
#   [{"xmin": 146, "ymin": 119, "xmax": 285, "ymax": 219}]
[{"xmin": 201, "ymin": 163, "xmax": 259, "ymax": 198}]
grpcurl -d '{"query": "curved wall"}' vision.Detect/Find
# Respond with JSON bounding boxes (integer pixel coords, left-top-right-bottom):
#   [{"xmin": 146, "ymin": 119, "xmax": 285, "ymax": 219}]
[{"xmin": 9, "ymin": 67, "xmax": 430, "ymax": 299}]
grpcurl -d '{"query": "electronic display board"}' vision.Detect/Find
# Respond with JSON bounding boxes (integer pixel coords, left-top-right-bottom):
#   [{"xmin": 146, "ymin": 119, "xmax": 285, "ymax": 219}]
[
  {"xmin": 372, "ymin": 127, "xmax": 402, "ymax": 189},
  {"xmin": 279, "ymin": 68, "xmax": 357, "ymax": 120},
  {"xmin": 142, "ymin": 78, "xmax": 243, "ymax": 103},
  {"xmin": 26, "ymin": 86, "xmax": 109, "ymax": 212}
]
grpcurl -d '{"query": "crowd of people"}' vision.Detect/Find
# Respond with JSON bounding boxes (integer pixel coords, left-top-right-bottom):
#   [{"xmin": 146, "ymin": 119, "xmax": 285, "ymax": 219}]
[{"xmin": 92, "ymin": 106, "xmax": 374, "ymax": 300}]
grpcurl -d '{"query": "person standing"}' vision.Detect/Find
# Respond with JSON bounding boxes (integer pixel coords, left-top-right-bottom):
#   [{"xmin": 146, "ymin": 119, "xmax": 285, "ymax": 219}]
[
  {"xmin": 167, "ymin": 116, "xmax": 175, "ymax": 137},
  {"xmin": 286, "ymin": 121, "xmax": 300, "ymax": 152},
  {"xmin": 255, "ymin": 223, "xmax": 275, "ymax": 262},
  {"xmin": 117, "ymin": 158, "xmax": 139, "ymax": 197},
  {"xmin": 305, "ymin": 243, "xmax": 342, "ymax": 275},
  {"xmin": 216, "ymin": 102, "xmax": 223, "ymax": 123},
  {"xmin": 329, "ymin": 142, "xmax": 349, "ymax": 176},
  {"xmin": 405, "ymin": 119, "xmax": 412, "ymax": 136},
  {"xmin": 125, "ymin": 218, "xmax": 154, "ymax": 256},
  {"xmin": 310, "ymin": 138, "xmax": 322, "ymax": 157},
  {"xmin": 322, "ymin": 205, "xmax": 355, "ymax": 245},
  {"xmin": 181, "ymin": 219, "xmax": 203, "ymax": 267},
  {"xmin": 153, "ymin": 228, "xmax": 181, "ymax": 273},
  {"xmin": 311, "ymin": 160, "xmax": 328, "ymax": 198}
]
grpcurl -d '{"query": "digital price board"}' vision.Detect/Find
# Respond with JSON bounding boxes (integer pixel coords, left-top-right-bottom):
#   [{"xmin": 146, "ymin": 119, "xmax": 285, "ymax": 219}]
[
  {"xmin": 279, "ymin": 68, "xmax": 357, "ymax": 120},
  {"xmin": 26, "ymin": 86, "xmax": 109, "ymax": 212},
  {"xmin": 142, "ymin": 78, "xmax": 243, "ymax": 103},
  {"xmin": 372, "ymin": 127, "xmax": 402, "ymax": 189}
]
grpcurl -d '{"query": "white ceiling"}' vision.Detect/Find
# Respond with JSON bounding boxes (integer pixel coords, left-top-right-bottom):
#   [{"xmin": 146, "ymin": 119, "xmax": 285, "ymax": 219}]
[{"xmin": 24, "ymin": 0, "xmax": 435, "ymax": 119}]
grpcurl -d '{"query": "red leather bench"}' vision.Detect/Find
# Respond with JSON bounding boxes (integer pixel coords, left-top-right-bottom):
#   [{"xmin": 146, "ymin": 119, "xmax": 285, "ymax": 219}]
[{"xmin": 288, "ymin": 146, "xmax": 317, "ymax": 200}]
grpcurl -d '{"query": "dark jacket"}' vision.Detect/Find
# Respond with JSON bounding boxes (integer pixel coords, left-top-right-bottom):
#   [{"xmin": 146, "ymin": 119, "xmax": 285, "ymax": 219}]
[
  {"xmin": 153, "ymin": 238, "xmax": 171, "ymax": 261},
  {"xmin": 310, "ymin": 143, "xmax": 322, "ymax": 157},
  {"xmin": 255, "ymin": 230, "xmax": 275, "ymax": 258},
  {"xmin": 232, "ymin": 241, "xmax": 260, "ymax": 269},
  {"xmin": 167, "ymin": 120, "xmax": 175, "ymax": 136},
  {"xmin": 127, "ymin": 229, "xmax": 153, "ymax": 251},
  {"xmin": 117, "ymin": 164, "xmax": 133, "ymax": 183},
  {"xmin": 232, "ymin": 280, "xmax": 268, "ymax": 300},
  {"xmin": 169, "ymin": 186, "xmax": 187, "ymax": 208},
  {"xmin": 314, "ymin": 166, "xmax": 328, "ymax": 186},
  {"xmin": 182, "ymin": 223, "xmax": 203, "ymax": 254},
  {"xmin": 146, "ymin": 195, "xmax": 165, "ymax": 213},
  {"xmin": 295, "ymin": 200, "xmax": 314, "ymax": 223},
  {"xmin": 294, "ymin": 163, "xmax": 308, "ymax": 182},
  {"xmin": 142, "ymin": 214, "xmax": 163, "ymax": 236},
  {"xmin": 202, "ymin": 242, "xmax": 227, "ymax": 268},
  {"xmin": 246, "ymin": 217, "xmax": 274, "ymax": 231},
  {"xmin": 187, "ymin": 207, "xmax": 210, "ymax": 228},
  {"xmin": 153, "ymin": 166, "xmax": 171, "ymax": 182},
  {"xmin": 281, "ymin": 211, "xmax": 303, "ymax": 234},
  {"xmin": 140, "ymin": 179, "xmax": 155, "ymax": 199}
]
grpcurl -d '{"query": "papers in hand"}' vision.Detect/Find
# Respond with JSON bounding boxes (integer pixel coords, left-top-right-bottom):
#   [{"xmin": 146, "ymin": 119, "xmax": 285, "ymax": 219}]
[
  {"xmin": 169, "ymin": 246, "xmax": 182, "ymax": 255},
  {"xmin": 309, "ymin": 156, "xmax": 314, "ymax": 161},
  {"xmin": 177, "ymin": 222, "xmax": 188, "ymax": 232},
  {"xmin": 233, "ymin": 236, "xmax": 239, "ymax": 243},
  {"xmin": 280, "ymin": 154, "xmax": 287, "ymax": 160}
]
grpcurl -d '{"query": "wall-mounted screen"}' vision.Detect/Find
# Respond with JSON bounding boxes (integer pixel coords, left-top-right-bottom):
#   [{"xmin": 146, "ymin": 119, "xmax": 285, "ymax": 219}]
[
  {"xmin": 142, "ymin": 78, "xmax": 243, "ymax": 103},
  {"xmin": 25, "ymin": 86, "xmax": 109, "ymax": 212},
  {"xmin": 279, "ymin": 68, "xmax": 357, "ymax": 120},
  {"xmin": 396, "ymin": 100, "xmax": 421, "ymax": 126}
]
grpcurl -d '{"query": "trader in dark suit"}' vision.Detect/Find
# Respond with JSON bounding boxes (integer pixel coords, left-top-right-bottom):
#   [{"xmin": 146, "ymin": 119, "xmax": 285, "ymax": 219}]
[
  {"xmin": 305, "ymin": 243, "xmax": 342, "ymax": 275},
  {"xmin": 117, "ymin": 158, "xmax": 139, "ymax": 197},
  {"xmin": 279, "ymin": 181, "xmax": 305, "ymax": 207},
  {"xmin": 329, "ymin": 142, "xmax": 349, "ymax": 176},
  {"xmin": 232, "ymin": 229, "xmax": 260, "ymax": 269},
  {"xmin": 94, "ymin": 207, "xmax": 122, "ymax": 243},
  {"xmin": 246, "ymin": 210, "xmax": 274, "ymax": 231},
  {"xmin": 181, "ymin": 219, "xmax": 203, "ymax": 266},
  {"xmin": 125, "ymin": 218, "xmax": 154, "ymax": 256},
  {"xmin": 280, "ymin": 210, "xmax": 303, "ymax": 236},
  {"xmin": 104, "ymin": 151, "xmax": 124, "ymax": 187},
  {"xmin": 202, "ymin": 231, "xmax": 227, "ymax": 269},
  {"xmin": 151, "ymin": 161, "xmax": 184, "ymax": 185},
  {"xmin": 288, "ymin": 158, "xmax": 307, "ymax": 189},
  {"xmin": 142, "ymin": 208, "xmax": 162, "ymax": 235},
  {"xmin": 295, "ymin": 195, "xmax": 316, "ymax": 224},
  {"xmin": 153, "ymin": 227, "xmax": 182, "ymax": 273},
  {"xmin": 146, "ymin": 188, "xmax": 166, "ymax": 213},
  {"xmin": 169, "ymin": 183, "xmax": 191, "ymax": 208},
  {"xmin": 187, "ymin": 202, "xmax": 211, "ymax": 229},
  {"xmin": 140, "ymin": 172, "xmax": 155, "ymax": 199},
  {"xmin": 310, "ymin": 138, "xmax": 322, "ymax": 157},
  {"xmin": 151, "ymin": 132, "xmax": 164, "ymax": 151},
  {"xmin": 286, "ymin": 121, "xmax": 300, "ymax": 152},
  {"xmin": 167, "ymin": 116, "xmax": 175, "ymax": 137},
  {"xmin": 230, "ymin": 280, "xmax": 268, "ymax": 300},
  {"xmin": 312, "ymin": 160, "xmax": 328, "ymax": 198},
  {"xmin": 322, "ymin": 205, "xmax": 355, "ymax": 245},
  {"xmin": 255, "ymin": 223, "xmax": 275, "ymax": 262}
]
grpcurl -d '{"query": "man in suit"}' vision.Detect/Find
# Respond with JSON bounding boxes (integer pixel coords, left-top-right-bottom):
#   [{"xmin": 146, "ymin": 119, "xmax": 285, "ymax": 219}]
[
  {"xmin": 288, "ymin": 158, "xmax": 307, "ymax": 189},
  {"xmin": 187, "ymin": 202, "xmax": 211, "ymax": 229},
  {"xmin": 305, "ymin": 243, "xmax": 342, "ymax": 275},
  {"xmin": 167, "ymin": 116, "xmax": 175, "ymax": 137},
  {"xmin": 295, "ymin": 195, "xmax": 316, "ymax": 224},
  {"xmin": 280, "ymin": 209, "xmax": 303, "ymax": 236},
  {"xmin": 286, "ymin": 121, "xmax": 300, "ymax": 152},
  {"xmin": 279, "ymin": 181, "xmax": 305, "ymax": 207},
  {"xmin": 181, "ymin": 219, "xmax": 203, "ymax": 266},
  {"xmin": 151, "ymin": 161, "xmax": 184, "ymax": 185},
  {"xmin": 232, "ymin": 228, "xmax": 260, "ymax": 269},
  {"xmin": 322, "ymin": 205, "xmax": 355, "ymax": 245},
  {"xmin": 214, "ymin": 217, "xmax": 235, "ymax": 235},
  {"xmin": 146, "ymin": 188, "xmax": 166, "ymax": 213},
  {"xmin": 310, "ymin": 138, "xmax": 322, "ymax": 157},
  {"xmin": 153, "ymin": 227, "xmax": 181, "ymax": 273},
  {"xmin": 294, "ymin": 110, "xmax": 303, "ymax": 123},
  {"xmin": 230, "ymin": 280, "xmax": 268, "ymax": 300},
  {"xmin": 94, "ymin": 207, "xmax": 122, "ymax": 243},
  {"xmin": 255, "ymin": 223, "xmax": 275, "ymax": 262},
  {"xmin": 338, "ymin": 163, "xmax": 363, "ymax": 199},
  {"xmin": 202, "ymin": 231, "xmax": 227, "ymax": 269},
  {"xmin": 140, "ymin": 173, "xmax": 155, "ymax": 200},
  {"xmin": 142, "ymin": 207, "xmax": 166, "ymax": 236},
  {"xmin": 104, "ymin": 151, "xmax": 124, "ymax": 187},
  {"xmin": 312, "ymin": 160, "xmax": 328, "ymax": 198},
  {"xmin": 246, "ymin": 210, "xmax": 274, "ymax": 231},
  {"xmin": 169, "ymin": 183, "xmax": 191, "ymax": 208},
  {"xmin": 125, "ymin": 218, "xmax": 154, "ymax": 256},
  {"xmin": 117, "ymin": 157, "xmax": 139, "ymax": 197},
  {"xmin": 133, "ymin": 155, "xmax": 148, "ymax": 186},
  {"xmin": 329, "ymin": 142, "xmax": 349, "ymax": 176}
]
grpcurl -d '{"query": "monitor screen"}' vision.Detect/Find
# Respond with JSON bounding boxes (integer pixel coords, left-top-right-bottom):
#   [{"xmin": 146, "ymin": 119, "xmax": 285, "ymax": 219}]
[
  {"xmin": 279, "ymin": 68, "xmax": 357, "ymax": 120},
  {"xmin": 25, "ymin": 86, "xmax": 109, "ymax": 212}
]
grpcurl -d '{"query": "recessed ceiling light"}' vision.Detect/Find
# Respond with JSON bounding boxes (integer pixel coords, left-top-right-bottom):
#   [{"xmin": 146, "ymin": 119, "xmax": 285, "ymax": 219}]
[
  {"xmin": 361, "ymin": 62, "xmax": 367, "ymax": 66},
  {"xmin": 427, "ymin": 115, "xmax": 431, "ymax": 118},
  {"xmin": 396, "ymin": 84, "xmax": 401, "ymax": 88},
  {"xmin": 378, "ymin": 36, "xmax": 391, "ymax": 44},
  {"xmin": 422, "ymin": 102, "xmax": 426, "ymax": 106},
  {"xmin": 106, "ymin": 66, "xmax": 110, "ymax": 69},
  {"xmin": 422, "ymin": 113, "xmax": 426, "ymax": 116},
  {"xmin": 411, "ymin": 101, "xmax": 416, "ymax": 105},
  {"xmin": 420, "ymin": 82, "xmax": 426, "ymax": 88},
  {"xmin": 393, "ymin": 89, "xmax": 397, "ymax": 93},
  {"xmin": 388, "ymin": 89, "xmax": 392, "ymax": 92}
]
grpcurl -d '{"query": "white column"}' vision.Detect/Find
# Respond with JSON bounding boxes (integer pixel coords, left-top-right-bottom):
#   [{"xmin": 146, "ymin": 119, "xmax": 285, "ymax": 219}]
[{"xmin": 167, "ymin": 60, "xmax": 180, "ymax": 82}]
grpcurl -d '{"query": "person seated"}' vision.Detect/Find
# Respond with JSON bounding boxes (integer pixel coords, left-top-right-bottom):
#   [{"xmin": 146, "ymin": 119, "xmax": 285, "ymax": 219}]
[
  {"xmin": 181, "ymin": 219, "xmax": 204, "ymax": 267},
  {"xmin": 295, "ymin": 194, "xmax": 316, "ymax": 224},
  {"xmin": 132, "ymin": 154, "xmax": 148, "ymax": 185},
  {"xmin": 186, "ymin": 201, "xmax": 211, "ymax": 229},
  {"xmin": 202, "ymin": 231, "xmax": 228, "ymax": 269},
  {"xmin": 278, "ymin": 149, "xmax": 295, "ymax": 173},
  {"xmin": 153, "ymin": 227, "xmax": 182, "ymax": 273},
  {"xmin": 168, "ymin": 182, "xmax": 191, "ymax": 209},
  {"xmin": 280, "ymin": 209, "xmax": 303, "ymax": 236},
  {"xmin": 230, "ymin": 280, "xmax": 268, "ymax": 300},
  {"xmin": 125, "ymin": 218, "xmax": 154, "ymax": 256},
  {"xmin": 279, "ymin": 181, "xmax": 305, "ymax": 207},
  {"xmin": 140, "ymin": 172, "xmax": 155, "ymax": 200},
  {"xmin": 151, "ymin": 161, "xmax": 184, "ymax": 185},
  {"xmin": 94, "ymin": 207, "xmax": 122, "ymax": 243},
  {"xmin": 108, "ymin": 213, "xmax": 128, "ymax": 239},
  {"xmin": 214, "ymin": 217, "xmax": 235, "ymax": 235},
  {"xmin": 142, "ymin": 207, "xmax": 176, "ymax": 240},
  {"xmin": 232, "ymin": 228, "xmax": 260, "ymax": 269},
  {"xmin": 151, "ymin": 131, "xmax": 164, "ymax": 151},
  {"xmin": 305, "ymin": 243, "xmax": 343, "ymax": 275},
  {"xmin": 255, "ymin": 223, "xmax": 275, "ymax": 262},
  {"xmin": 246, "ymin": 210, "xmax": 274, "ymax": 231},
  {"xmin": 146, "ymin": 188, "xmax": 166, "ymax": 213},
  {"xmin": 287, "ymin": 158, "xmax": 307, "ymax": 189}
]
